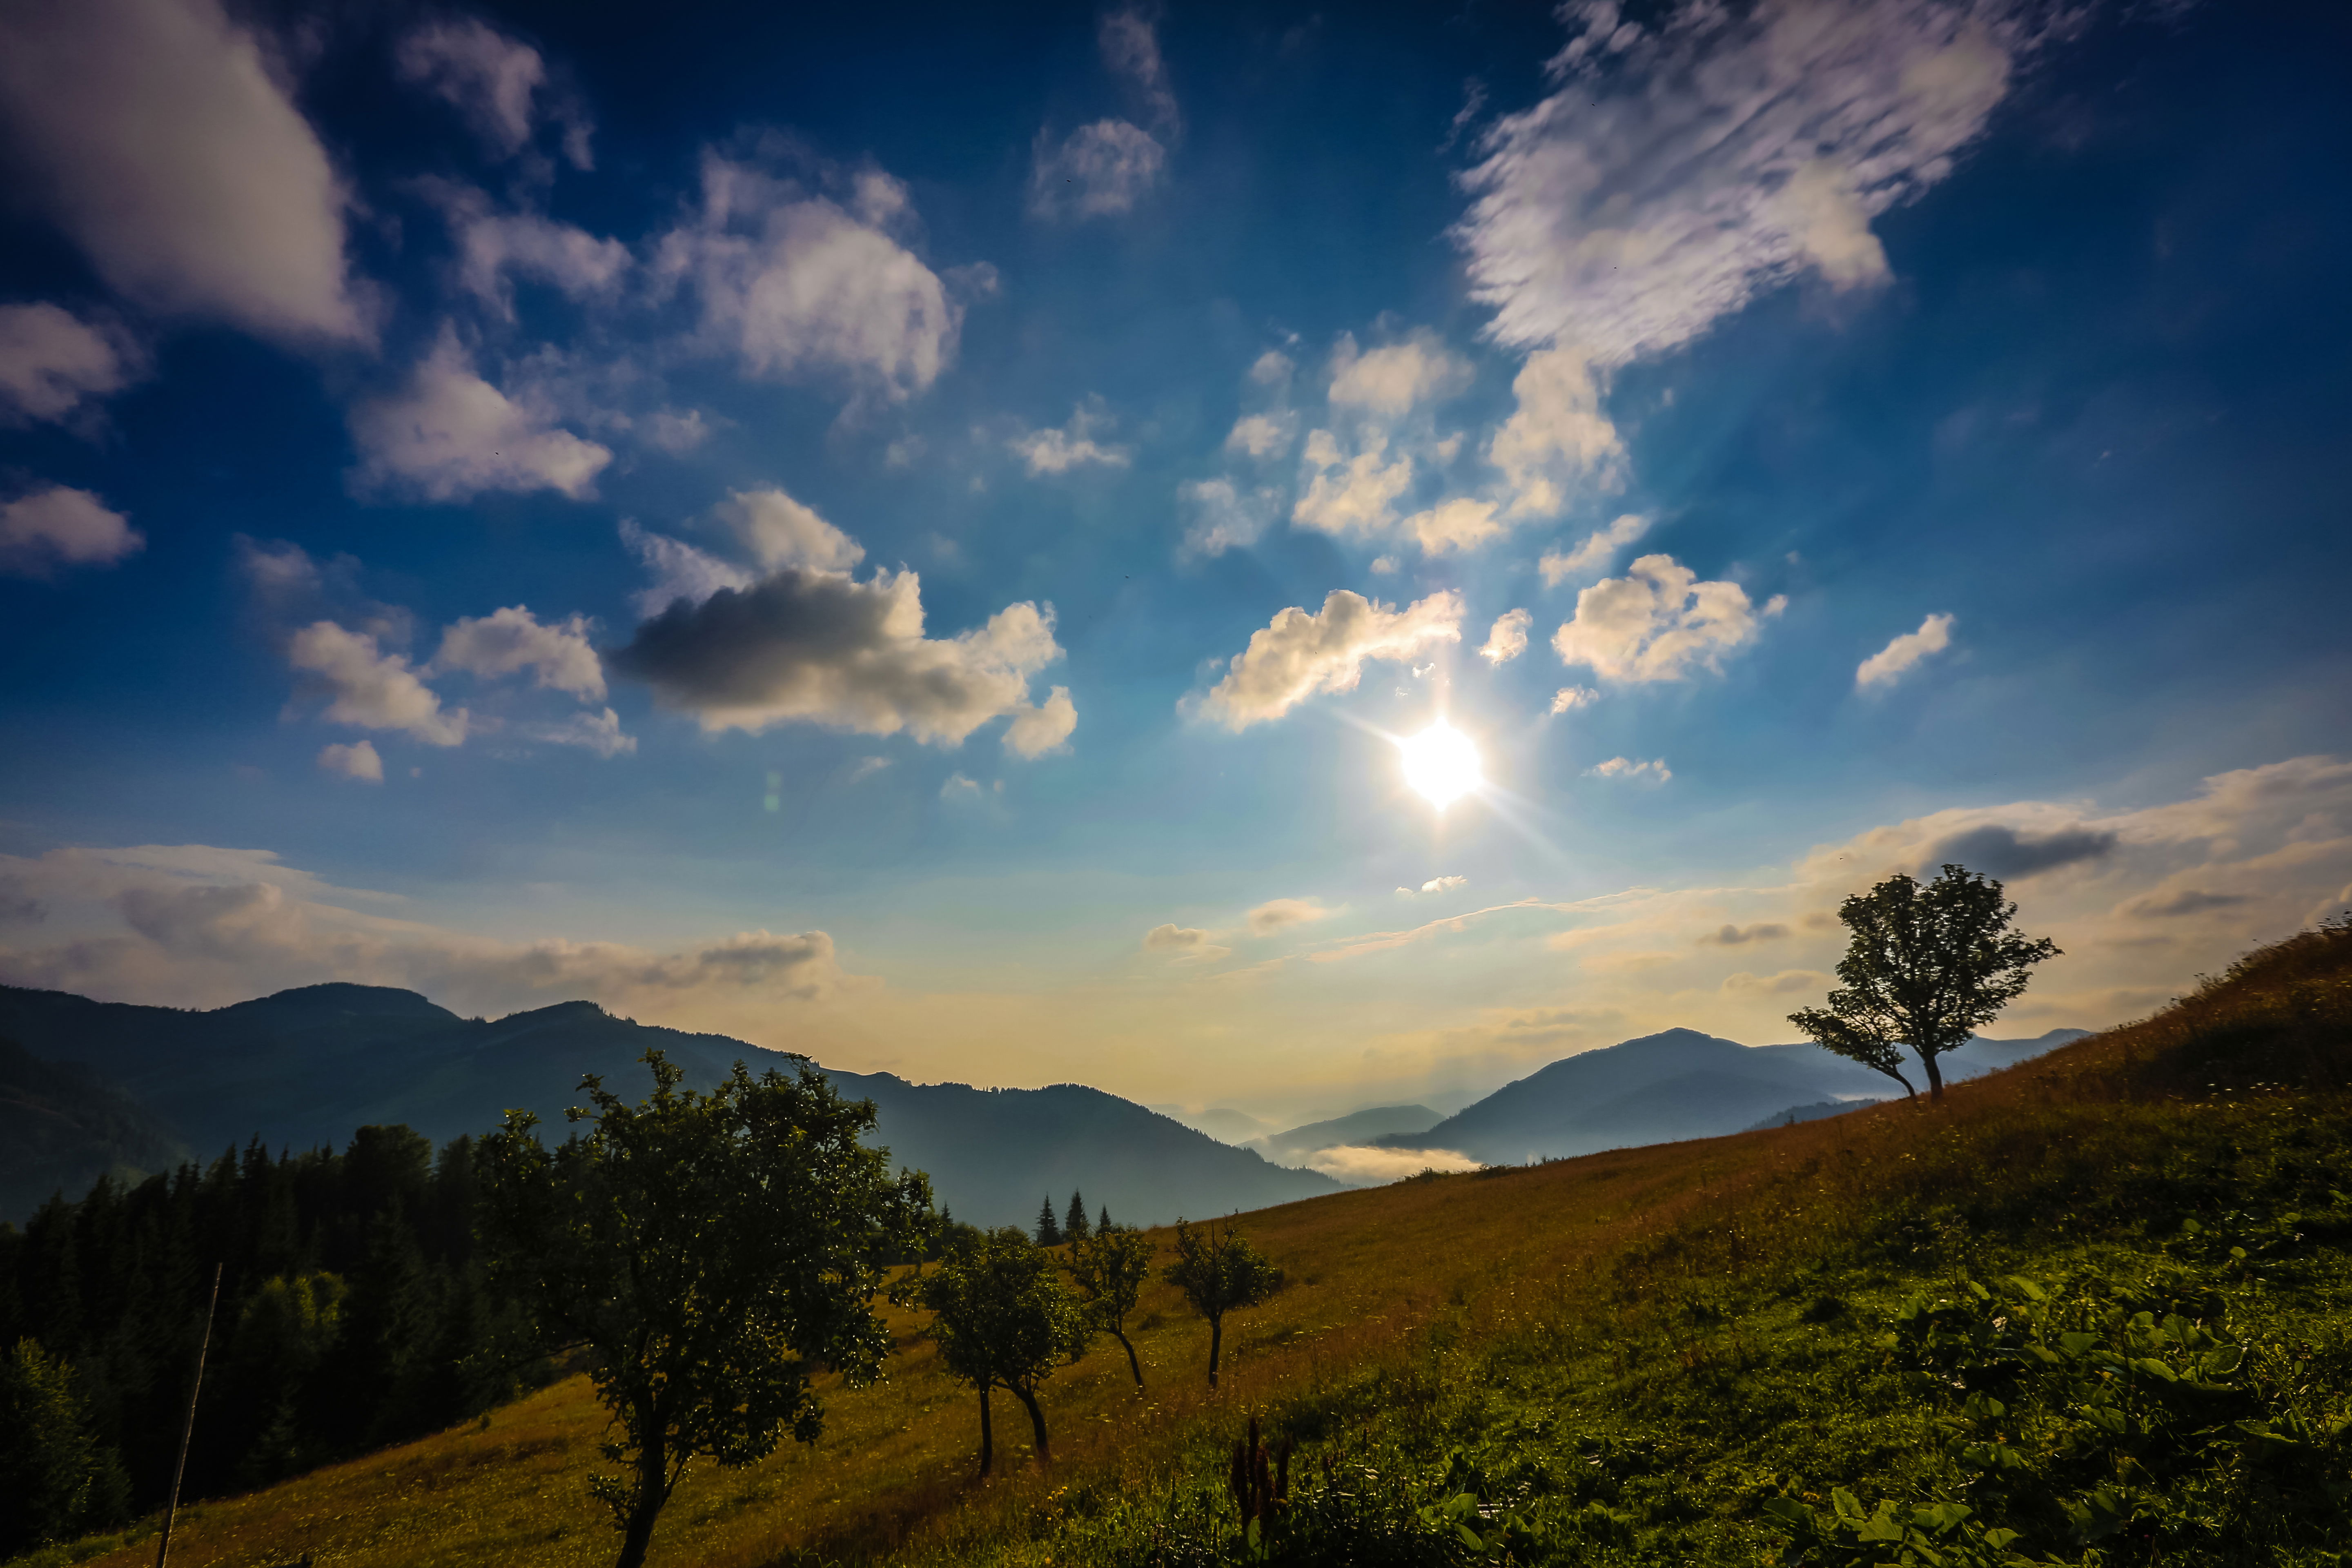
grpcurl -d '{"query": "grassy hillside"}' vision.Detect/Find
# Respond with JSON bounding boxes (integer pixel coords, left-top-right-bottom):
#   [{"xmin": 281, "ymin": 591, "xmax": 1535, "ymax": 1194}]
[{"xmin": 20, "ymin": 920, "xmax": 2350, "ymax": 1568}]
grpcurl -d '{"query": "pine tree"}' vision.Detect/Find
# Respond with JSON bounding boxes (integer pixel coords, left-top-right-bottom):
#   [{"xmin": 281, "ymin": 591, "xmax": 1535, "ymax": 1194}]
[
  {"xmin": 1099, "ymin": 1204, "xmax": 1112, "ymax": 1234},
  {"xmin": 1035, "ymin": 1196, "xmax": 1064, "ymax": 1247},
  {"xmin": 1063, "ymin": 1190, "xmax": 1090, "ymax": 1242}
]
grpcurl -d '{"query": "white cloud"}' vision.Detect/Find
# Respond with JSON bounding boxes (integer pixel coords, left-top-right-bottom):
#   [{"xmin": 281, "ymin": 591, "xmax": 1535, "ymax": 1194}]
[
  {"xmin": 1553, "ymin": 554, "xmax": 1782, "ymax": 683},
  {"xmin": 1587, "ymin": 755, "xmax": 1672, "ymax": 784},
  {"xmin": 1198, "ymin": 589, "xmax": 1463, "ymax": 731},
  {"xmin": 347, "ymin": 328, "xmax": 612, "ymax": 502},
  {"xmin": 645, "ymin": 409, "xmax": 712, "ymax": 454},
  {"xmin": 317, "ymin": 740, "xmax": 383, "ymax": 783},
  {"xmin": 1369, "ymin": 555, "xmax": 1399, "ymax": 575},
  {"xmin": 0, "ymin": 486, "xmax": 144, "ymax": 579},
  {"xmin": 1099, "ymin": 6, "xmax": 1180, "ymax": 133},
  {"xmin": 287, "ymin": 622, "xmax": 469, "ymax": 746},
  {"xmin": 1419, "ymin": 875, "xmax": 1469, "ymax": 895},
  {"xmin": 1405, "ymin": 498, "xmax": 1506, "ymax": 555},
  {"xmin": 1249, "ymin": 350, "xmax": 1294, "ymax": 387},
  {"xmin": 1011, "ymin": 402, "xmax": 1132, "ymax": 474},
  {"xmin": 395, "ymin": 18, "xmax": 590, "ymax": 169},
  {"xmin": 1457, "ymin": 0, "xmax": 2038, "ymax": 363},
  {"xmin": 656, "ymin": 151, "xmax": 959, "ymax": 398},
  {"xmin": 940, "ymin": 772, "xmax": 982, "ymax": 800},
  {"xmin": 420, "ymin": 180, "xmax": 628, "ymax": 319},
  {"xmin": 1479, "ymin": 608, "xmax": 1531, "ymax": 665},
  {"xmin": 1029, "ymin": 120, "xmax": 1169, "ymax": 218},
  {"xmin": 1307, "ymin": 1145, "xmax": 1483, "ymax": 1185},
  {"xmin": 1249, "ymin": 897, "xmax": 1332, "ymax": 936},
  {"xmin": 0, "ymin": 305, "xmax": 143, "ymax": 427},
  {"xmin": 1722, "ymin": 968, "xmax": 1829, "ymax": 998},
  {"xmin": 0, "ymin": 0, "xmax": 368, "ymax": 345},
  {"xmin": 609, "ymin": 539, "xmax": 1071, "ymax": 751},
  {"xmin": 1550, "ymin": 685, "xmax": 1598, "ymax": 714},
  {"xmin": 1224, "ymin": 412, "xmax": 1296, "ymax": 461},
  {"xmin": 1179, "ymin": 478, "xmax": 1280, "ymax": 558},
  {"xmin": 1293, "ymin": 430, "xmax": 1413, "ymax": 539},
  {"xmin": 1004, "ymin": 687, "xmax": 1078, "ymax": 757},
  {"xmin": 430, "ymin": 606, "xmax": 606, "ymax": 700},
  {"xmin": 620, "ymin": 521, "xmax": 753, "ymax": 619},
  {"xmin": 523, "ymin": 706, "xmax": 635, "ymax": 757},
  {"xmin": 1488, "ymin": 347, "xmax": 1627, "ymax": 518},
  {"xmin": 717, "ymin": 487, "xmax": 866, "ymax": 574},
  {"xmin": 1327, "ymin": 330, "xmax": 1473, "ymax": 419},
  {"xmin": 1857, "ymin": 612, "xmax": 1956, "ymax": 689},
  {"xmin": 1540, "ymin": 513, "xmax": 1649, "ymax": 586}
]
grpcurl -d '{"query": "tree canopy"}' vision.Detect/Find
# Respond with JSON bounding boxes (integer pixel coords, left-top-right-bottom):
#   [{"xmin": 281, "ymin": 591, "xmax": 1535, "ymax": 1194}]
[
  {"xmin": 1789, "ymin": 864, "xmax": 2061, "ymax": 1101},
  {"xmin": 1067, "ymin": 1224, "xmax": 1156, "ymax": 1386},
  {"xmin": 904, "ymin": 1226, "xmax": 1091, "ymax": 1475},
  {"xmin": 1164, "ymin": 1217, "xmax": 1283, "ymax": 1388},
  {"xmin": 477, "ymin": 1050, "xmax": 929, "ymax": 1568}
]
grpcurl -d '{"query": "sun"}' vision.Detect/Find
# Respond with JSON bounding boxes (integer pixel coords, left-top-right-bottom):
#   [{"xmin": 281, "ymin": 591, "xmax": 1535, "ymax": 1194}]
[{"xmin": 1398, "ymin": 722, "xmax": 1482, "ymax": 809}]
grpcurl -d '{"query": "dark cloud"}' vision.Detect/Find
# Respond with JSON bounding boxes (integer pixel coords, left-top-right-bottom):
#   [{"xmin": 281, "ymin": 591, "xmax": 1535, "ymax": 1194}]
[
  {"xmin": 1698, "ymin": 921, "xmax": 1788, "ymax": 946},
  {"xmin": 1927, "ymin": 824, "xmax": 2118, "ymax": 880},
  {"xmin": 607, "ymin": 566, "xmax": 1060, "ymax": 744},
  {"xmin": 2127, "ymin": 889, "xmax": 2250, "ymax": 919}
]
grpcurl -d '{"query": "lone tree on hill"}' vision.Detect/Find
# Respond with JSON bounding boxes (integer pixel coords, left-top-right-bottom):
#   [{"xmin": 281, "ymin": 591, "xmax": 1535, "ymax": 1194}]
[
  {"xmin": 1035, "ymin": 1195, "xmax": 1064, "ymax": 1247},
  {"xmin": 1063, "ymin": 1189, "xmax": 1091, "ymax": 1242},
  {"xmin": 477, "ymin": 1051, "xmax": 930, "ymax": 1568},
  {"xmin": 1164, "ymin": 1217, "xmax": 1283, "ymax": 1388},
  {"xmin": 904, "ymin": 1227, "xmax": 1091, "ymax": 1476},
  {"xmin": 1789, "ymin": 864, "xmax": 2060, "ymax": 1103},
  {"xmin": 1067, "ymin": 1224, "xmax": 1155, "ymax": 1387}
]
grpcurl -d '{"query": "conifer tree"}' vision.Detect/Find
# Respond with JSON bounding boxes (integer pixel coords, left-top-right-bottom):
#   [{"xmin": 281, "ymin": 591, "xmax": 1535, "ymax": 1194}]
[
  {"xmin": 1035, "ymin": 1196, "xmax": 1064, "ymax": 1247},
  {"xmin": 1063, "ymin": 1190, "xmax": 1090, "ymax": 1242},
  {"xmin": 1098, "ymin": 1203, "xmax": 1111, "ymax": 1233}
]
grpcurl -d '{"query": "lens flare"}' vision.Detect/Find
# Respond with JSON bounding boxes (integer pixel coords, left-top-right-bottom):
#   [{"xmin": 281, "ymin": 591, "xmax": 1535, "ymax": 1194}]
[{"xmin": 1398, "ymin": 722, "xmax": 1482, "ymax": 808}]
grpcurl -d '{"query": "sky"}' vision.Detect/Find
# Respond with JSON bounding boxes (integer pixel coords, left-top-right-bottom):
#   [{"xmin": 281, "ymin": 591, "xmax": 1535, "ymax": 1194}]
[{"xmin": 2, "ymin": 0, "xmax": 2348, "ymax": 1134}]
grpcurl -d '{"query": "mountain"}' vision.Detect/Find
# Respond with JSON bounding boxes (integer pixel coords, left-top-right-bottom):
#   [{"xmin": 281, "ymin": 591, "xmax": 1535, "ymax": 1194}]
[
  {"xmin": 0, "ymin": 1037, "xmax": 190, "ymax": 1219},
  {"xmin": 1740, "ymin": 1098, "xmax": 1886, "ymax": 1133},
  {"xmin": 1247, "ymin": 1104, "xmax": 1443, "ymax": 1169},
  {"xmin": 0, "ymin": 983, "xmax": 1336, "ymax": 1228},
  {"xmin": 1378, "ymin": 1027, "xmax": 2090, "ymax": 1165}
]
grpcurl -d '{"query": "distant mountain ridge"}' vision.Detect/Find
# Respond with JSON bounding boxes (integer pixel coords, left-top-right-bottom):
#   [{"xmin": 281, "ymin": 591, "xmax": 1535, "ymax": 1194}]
[
  {"xmin": 0, "ymin": 982, "xmax": 1337, "ymax": 1227},
  {"xmin": 0, "ymin": 1037, "xmax": 191, "ymax": 1220},
  {"xmin": 1375, "ymin": 1026, "xmax": 2089, "ymax": 1165},
  {"xmin": 1247, "ymin": 1105, "xmax": 1443, "ymax": 1170}
]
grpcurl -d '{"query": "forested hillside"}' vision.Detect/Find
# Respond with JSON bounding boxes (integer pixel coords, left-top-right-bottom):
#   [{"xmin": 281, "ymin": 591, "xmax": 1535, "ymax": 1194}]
[{"xmin": 4, "ymin": 920, "xmax": 2343, "ymax": 1568}]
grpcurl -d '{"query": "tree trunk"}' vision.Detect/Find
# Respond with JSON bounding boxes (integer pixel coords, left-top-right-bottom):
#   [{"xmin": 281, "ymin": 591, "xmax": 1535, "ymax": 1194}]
[
  {"xmin": 613, "ymin": 1430, "xmax": 668, "ymax": 1568},
  {"xmin": 976, "ymin": 1385, "xmax": 993, "ymax": 1478},
  {"xmin": 1113, "ymin": 1327, "xmax": 1144, "ymax": 1388},
  {"xmin": 1923, "ymin": 1049, "xmax": 1945, "ymax": 1102},
  {"xmin": 1207, "ymin": 1312, "xmax": 1223, "ymax": 1388},
  {"xmin": 1009, "ymin": 1382, "xmax": 1050, "ymax": 1465}
]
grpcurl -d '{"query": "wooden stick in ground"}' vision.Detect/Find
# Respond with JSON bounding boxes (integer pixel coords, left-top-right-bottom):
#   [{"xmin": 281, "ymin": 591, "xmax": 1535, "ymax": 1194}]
[{"xmin": 154, "ymin": 1261, "xmax": 223, "ymax": 1568}]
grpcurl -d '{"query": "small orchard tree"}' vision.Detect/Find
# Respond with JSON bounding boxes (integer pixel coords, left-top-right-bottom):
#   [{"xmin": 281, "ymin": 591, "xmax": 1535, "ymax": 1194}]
[
  {"xmin": 1067, "ymin": 1225, "xmax": 1155, "ymax": 1386},
  {"xmin": 1035, "ymin": 1195, "xmax": 1064, "ymax": 1247},
  {"xmin": 904, "ymin": 1227, "xmax": 1091, "ymax": 1475},
  {"xmin": 477, "ymin": 1051, "xmax": 930, "ymax": 1568},
  {"xmin": 1064, "ymin": 1189, "xmax": 1091, "ymax": 1242},
  {"xmin": 1790, "ymin": 864, "xmax": 2061, "ymax": 1102},
  {"xmin": 1164, "ymin": 1217, "xmax": 1282, "ymax": 1388}
]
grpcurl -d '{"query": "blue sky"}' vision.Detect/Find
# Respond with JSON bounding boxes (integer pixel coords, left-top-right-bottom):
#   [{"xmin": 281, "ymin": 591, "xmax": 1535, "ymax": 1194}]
[{"xmin": 2, "ymin": 0, "xmax": 2348, "ymax": 1139}]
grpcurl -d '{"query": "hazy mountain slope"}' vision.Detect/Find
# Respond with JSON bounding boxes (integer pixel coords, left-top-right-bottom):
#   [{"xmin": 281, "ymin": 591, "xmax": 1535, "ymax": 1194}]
[
  {"xmin": 1382, "ymin": 1026, "xmax": 2090, "ymax": 1165},
  {"xmin": 0, "ymin": 984, "xmax": 1334, "ymax": 1227},
  {"xmin": 0, "ymin": 1038, "xmax": 189, "ymax": 1218},
  {"xmin": 1248, "ymin": 1105, "xmax": 1443, "ymax": 1167}
]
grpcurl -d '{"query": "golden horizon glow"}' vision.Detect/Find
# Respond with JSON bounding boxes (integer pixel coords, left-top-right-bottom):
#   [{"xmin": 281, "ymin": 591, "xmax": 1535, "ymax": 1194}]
[{"xmin": 1398, "ymin": 721, "xmax": 1482, "ymax": 808}]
